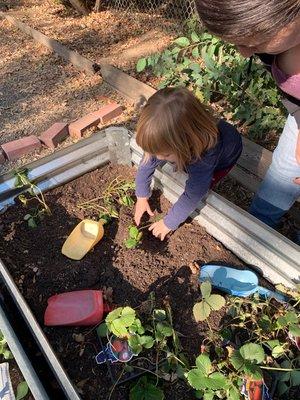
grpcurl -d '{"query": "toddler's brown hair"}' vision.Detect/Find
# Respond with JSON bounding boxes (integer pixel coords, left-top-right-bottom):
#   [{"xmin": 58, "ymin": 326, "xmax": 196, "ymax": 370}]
[{"xmin": 136, "ymin": 87, "xmax": 219, "ymax": 170}]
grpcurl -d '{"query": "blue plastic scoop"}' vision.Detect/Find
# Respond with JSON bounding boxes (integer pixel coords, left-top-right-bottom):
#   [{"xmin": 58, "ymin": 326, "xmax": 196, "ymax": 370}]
[{"xmin": 199, "ymin": 264, "xmax": 288, "ymax": 303}]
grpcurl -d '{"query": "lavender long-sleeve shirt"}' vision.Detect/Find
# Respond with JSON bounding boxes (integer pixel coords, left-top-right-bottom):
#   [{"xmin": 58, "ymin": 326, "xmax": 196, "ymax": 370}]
[{"xmin": 135, "ymin": 119, "xmax": 242, "ymax": 230}]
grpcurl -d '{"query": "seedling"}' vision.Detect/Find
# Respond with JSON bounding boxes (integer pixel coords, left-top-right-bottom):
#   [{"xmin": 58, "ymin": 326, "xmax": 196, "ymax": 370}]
[
  {"xmin": 14, "ymin": 168, "xmax": 50, "ymax": 228},
  {"xmin": 193, "ymin": 281, "xmax": 225, "ymax": 322},
  {"xmin": 124, "ymin": 226, "xmax": 143, "ymax": 249},
  {"xmin": 0, "ymin": 331, "xmax": 13, "ymax": 360},
  {"xmin": 77, "ymin": 177, "xmax": 135, "ymax": 222}
]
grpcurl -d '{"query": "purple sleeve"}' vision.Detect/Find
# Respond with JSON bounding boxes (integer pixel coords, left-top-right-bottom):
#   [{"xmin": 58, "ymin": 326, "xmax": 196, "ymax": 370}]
[
  {"xmin": 164, "ymin": 156, "xmax": 216, "ymax": 230},
  {"xmin": 135, "ymin": 156, "xmax": 165, "ymax": 198}
]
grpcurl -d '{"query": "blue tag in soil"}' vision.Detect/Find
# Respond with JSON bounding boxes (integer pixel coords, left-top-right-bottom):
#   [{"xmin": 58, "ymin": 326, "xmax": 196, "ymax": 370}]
[{"xmin": 95, "ymin": 338, "xmax": 135, "ymax": 364}]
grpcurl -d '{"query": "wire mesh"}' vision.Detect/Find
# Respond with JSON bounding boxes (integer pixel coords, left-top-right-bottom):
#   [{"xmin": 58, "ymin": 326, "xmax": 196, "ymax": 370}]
[{"xmin": 102, "ymin": 0, "xmax": 197, "ymax": 32}]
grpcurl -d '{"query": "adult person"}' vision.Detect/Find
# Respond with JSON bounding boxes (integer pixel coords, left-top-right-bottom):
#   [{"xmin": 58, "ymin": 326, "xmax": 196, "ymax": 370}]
[{"xmin": 195, "ymin": 1, "xmax": 300, "ymax": 243}]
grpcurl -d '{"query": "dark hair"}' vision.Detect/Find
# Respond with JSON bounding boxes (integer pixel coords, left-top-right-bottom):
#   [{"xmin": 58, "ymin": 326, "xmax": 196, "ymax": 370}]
[
  {"xmin": 195, "ymin": 0, "xmax": 300, "ymax": 39},
  {"xmin": 136, "ymin": 87, "xmax": 218, "ymax": 170}
]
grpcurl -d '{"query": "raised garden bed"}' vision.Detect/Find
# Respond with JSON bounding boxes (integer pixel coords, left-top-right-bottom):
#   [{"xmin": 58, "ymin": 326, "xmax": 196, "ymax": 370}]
[
  {"xmin": 1, "ymin": 162, "xmax": 245, "ymax": 399},
  {"xmin": 1, "ymin": 160, "xmax": 299, "ymax": 400}
]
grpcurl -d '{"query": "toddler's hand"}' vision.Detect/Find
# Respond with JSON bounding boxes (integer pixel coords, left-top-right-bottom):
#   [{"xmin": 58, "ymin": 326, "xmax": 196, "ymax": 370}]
[
  {"xmin": 293, "ymin": 177, "xmax": 300, "ymax": 185},
  {"xmin": 149, "ymin": 220, "xmax": 171, "ymax": 241},
  {"xmin": 134, "ymin": 197, "xmax": 154, "ymax": 226}
]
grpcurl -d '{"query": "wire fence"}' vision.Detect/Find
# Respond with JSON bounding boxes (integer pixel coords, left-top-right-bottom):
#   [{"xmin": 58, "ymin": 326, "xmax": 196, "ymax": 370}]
[{"xmin": 102, "ymin": 0, "xmax": 198, "ymax": 32}]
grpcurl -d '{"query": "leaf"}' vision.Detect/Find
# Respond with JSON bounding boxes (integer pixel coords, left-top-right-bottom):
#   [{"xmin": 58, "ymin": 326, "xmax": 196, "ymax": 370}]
[
  {"xmin": 285, "ymin": 311, "xmax": 298, "ymax": 324},
  {"xmin": 191, "ymin": 32, "xmax": 200, "ymax": 43},
  {"xmin": 192, "ymin": 46, "xmax": 200, "ymax": 58},
  {"xmin": 272, "ymin": 345, "xmax": 285, "ymax": 358},
  {"xmin": 277, "ymin": 316, "xmax": 288, "ymax": 328},
  {"xmin": 96, "ymin": 323, "xmax": 108, "ymax": 338},
  {"xmin": 206, "ymin": 372, "xmax": 227, "ymax": 389},
  {"xmin": 228, "ymin": 386, "xmax": 240, "ymax": 400},
  {"xmin": 3, "ymin": 349, "xmax": 13, "ymax": 360},
  {"xmin": 111, "ymin": 319, "xmax": 128, "ymax": 337},
  {"xmin": 187, "ymin": 369, "xmax": 206, "ymax": 390},
  {"xmin": 139, "ymin": 335, "xmax": 154, "ymax": 349},
  {"xmin": 16, "ymin": 381, "xmax": 29, "ymax": 400},
  {"xmin": 230, "ymin": 350, "xmax": 244, "ymax": 371},
  {"xmin": 200, "ymin": 281, "xmax": 211, "ymax": 299},
  {"xmin": 156, "ymin": 322, "xmax": 173, "ymax": 337},
  {"xmin": 203, "ymin": 392, "xmax": 214, "ymax": 400},
  {"xmin": 195, "ymin": 354, "xmax": 212, "ymax": 376},
  {"xmin": 128, "ymin": 335, "xmax": 142, "ymax": 354},
  {"xmin": 239, "ymin": 343, "xmax": 265, "ymax": 363},
  {"xmin": 129, "ymin": 226, "xmax": 139, "ymax": 239},
  {"xmin": 174, "ymin": 37, "xmax": 190, "ymax": 47},
  {"xmin": 124, "ymin": 238, "xmax": 137, "ymax": 249},
  {"xmin": 291, "ymin": 370, "xmax": 300, "ymax": 386},
  {"xmin": 277, "ymin": 381, "xmax": 289, "ymax": 396},
  {"xmin": 106, "ymin": 308, "xmax": 122, "ymax": 323},
  {"xmin": 289, "ymin": 324, "xmax": 300, "ymax": 337},
  {"xmin": 129, "ymin": 376, "xmax": 164, "ymax": 400},
  {"xmin": 28, "ymin": 218, "xmax": 37, "ymax": 229},
  {"xmin": 136, "ymin": 58, "xmax": 147, "ymax": 72},
  {"xmin": 205, "ymin": 294, "xmax": 225, "ymax": 311},
  {"xmin": 193, "ymin": 301, "xmax": 211, "ymax": 322},
  {"xmin": 243, "ymin": 363, "xmax": 263, "ymax": 380},
  {"xmin": 189, "ymin": 63, "xmax": 201, "ymax": 73},
  {"xmin": 153, "ymin": 309, "xmax": 166, "ymax": 321},
  {"xmin": 120, "ymin": 307, "xmax": 136, "ymax": 326}
]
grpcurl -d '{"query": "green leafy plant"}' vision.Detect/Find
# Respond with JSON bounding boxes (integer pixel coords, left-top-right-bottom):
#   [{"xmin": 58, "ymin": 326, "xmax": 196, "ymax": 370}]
[
  {"xmin": 14, "ymin": 168, "xmax": 51, "ymax": 228},
  {"xmin": 0, "ymin": 331, "xmax": 13, "ymax": 360},
  {"xmin": 98, "ymin": 294, "xmax": 187, "ymax": 400},
  {"xmin": 186, "ymin": 353, "xmax": 240, "ymax": 400},
  {"xmin": 193, "ymin": 281, "xmax": 225, "ymax": 322},
  {"xmin": 130, "ymin": 376, "xmax": 164, "ymax": 400},
  {"xmin": 189, "ymin": 281, "xmax": 300, "ymax": 399},
  {"xmin": 77, "ymin": 177, "xmax": 135, "ymax": 222},
  {"xmin": 124, "ymin": 226, "xmax": 143, "ymax": 249},
  {"xmin": 136, "ymin": 31, "xmax": 286, "ymax": 139}
]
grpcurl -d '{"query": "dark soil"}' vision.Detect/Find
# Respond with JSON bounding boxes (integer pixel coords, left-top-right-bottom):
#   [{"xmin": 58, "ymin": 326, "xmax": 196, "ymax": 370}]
[{"xmin": 1, "ymin": 163, "xmax": 250, "ymax": 399}]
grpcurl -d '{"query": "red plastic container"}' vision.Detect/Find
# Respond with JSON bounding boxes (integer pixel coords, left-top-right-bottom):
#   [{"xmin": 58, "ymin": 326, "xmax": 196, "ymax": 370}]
[{"xmin": 44, "ymin": 290, "xmax": 111, "ymax": 326}]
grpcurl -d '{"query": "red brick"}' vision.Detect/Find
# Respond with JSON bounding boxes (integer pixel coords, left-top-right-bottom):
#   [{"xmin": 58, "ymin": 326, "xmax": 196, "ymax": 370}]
[
  {"xmin": 68, "ymin": 103, "xmax": 123, "ymax": 139},
  {"xmin": 39, "ymin": 122, "xmax": 69, "ymax": 149},
  {"xmin": 1, "ymin": 136, "xmax": 41, "ymax": 161},
  {"xmin": 0, "ymin": 148, "xmax": 6, "ymax": 164},
  {"xmin": 98, "ymin": 103, "xmax": 123, "ymax": 124}
]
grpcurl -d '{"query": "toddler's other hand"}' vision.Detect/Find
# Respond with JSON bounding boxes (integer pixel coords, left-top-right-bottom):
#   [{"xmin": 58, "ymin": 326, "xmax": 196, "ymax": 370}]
[
  {"xmin": 149, "ymin": 220, "xmax": 171, "ymax": 241},
  {"xmin": 293, "ymin": 177, "xmax": 300, "ymax": 185},
  {"xmin": 134, "ymin": 197, "xmax": 154, "ymax": 226}
]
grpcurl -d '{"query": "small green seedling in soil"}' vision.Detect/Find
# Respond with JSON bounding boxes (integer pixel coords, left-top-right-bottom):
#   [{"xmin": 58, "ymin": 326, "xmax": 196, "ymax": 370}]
[
  {"xmin": 130, "ymin": 376, "xmax": 164, "ymax": 400},
  {"xmin": 193, "ymin": 281, "xmax": 225, "ymax": 322},
  {"xmin": 0, "ymin": 330, "xmax": 13, "ymax": 360},
  {"xmin": 14, "ymin": 168, "xmax": 51, "ymax": 228},
  {"xmin": 77, "ymin": 177, "xmax": 135, "ymax": 222},
  {"xmin": 124, "ymin": 226, "xmax": 143, "ymax": 249}
]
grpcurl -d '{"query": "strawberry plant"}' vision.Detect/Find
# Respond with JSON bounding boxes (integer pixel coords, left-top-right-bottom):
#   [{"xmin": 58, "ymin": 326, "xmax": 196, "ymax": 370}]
[{"xmin": 188, "ymin": 281, "xmax": 300, "ymax": 399}]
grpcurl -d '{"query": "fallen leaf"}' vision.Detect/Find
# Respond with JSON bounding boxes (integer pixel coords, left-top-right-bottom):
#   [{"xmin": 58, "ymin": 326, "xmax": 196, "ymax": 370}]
[
  {"xmin": 73, "ymin": 333, "xmax": 85, "ymax": 343},
  {"xmin": 188, "ymin": 262, "xmax": 200, "ymax": 274}
]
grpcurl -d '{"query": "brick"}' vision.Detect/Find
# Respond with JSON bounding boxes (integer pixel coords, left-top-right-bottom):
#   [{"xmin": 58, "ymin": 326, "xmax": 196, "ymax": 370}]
[
  {"xmin": 39, "ymin": 122, "xmax": 69, "ymax": 149},
  {"xmin": 0, "ymin": 148, "xmax": 6, "ymax": 164},
  {"xmin": 99, "ymin": 103, "xmax": 123, "ymax": 124},
  {"xmin": 1, "ymin": 136, "xmax": 41, "ymax": 161},
  {"xmin": 68, "ymin": 103, "xmax": 123, "ymax": 139}
]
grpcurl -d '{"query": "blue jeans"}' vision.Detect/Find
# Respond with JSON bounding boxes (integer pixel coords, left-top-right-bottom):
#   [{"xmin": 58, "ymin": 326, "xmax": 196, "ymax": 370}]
[{"xmin": 249, "ymin": 114, "xmax": 300, "ymax": 228}]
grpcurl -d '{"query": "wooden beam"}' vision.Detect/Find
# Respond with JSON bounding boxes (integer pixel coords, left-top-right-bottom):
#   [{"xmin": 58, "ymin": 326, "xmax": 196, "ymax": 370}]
[{"xmin": 0, "ymin": 12, "xmax": 156, "ymax": 105}]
